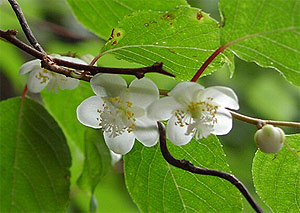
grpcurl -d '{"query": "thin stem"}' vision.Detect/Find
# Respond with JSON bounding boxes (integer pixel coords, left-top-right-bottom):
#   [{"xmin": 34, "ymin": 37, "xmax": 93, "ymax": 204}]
[
  {"xmin": 89, "ymin": 53, "xmax": 103, "ymax": 66},
  {"xmin": 157, "ymin": 122, "xmax": 263, "ymax": 213},
  {"xmin": 21, "ymin": 85, "xmax": 28, "ymax": 102},
  {"xmin": 228, "ymin": 109, "xmax": 300, "ymax": 129},
  {"xmin": 191, "ymin": 43, "xmax": 231, "ymax": 82},
  {"xmin": 0, "ymin": 29, "xmax": 175, "ymax": 79},
  {"xmin": 8, "ymin": 0, "xmax": 45, "ymax": 53}
]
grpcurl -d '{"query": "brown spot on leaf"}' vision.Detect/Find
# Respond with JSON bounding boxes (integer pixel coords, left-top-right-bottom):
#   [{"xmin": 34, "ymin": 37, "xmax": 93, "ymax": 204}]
[
  {"xmin": 170, "ymin": 22, "xmax": 174, "ymax": 26},
  {"xmin": 112, "ymin": 40, "xmax": 118, "ymax": 45},
  {"xmin": 109, "ymin": 28, "xmax": 115, "ymax": 40},
  {"xmin": 197, "ymin": 12, "xmax": 203, "ymax": 20},
  {"xmin": 117, "ymin": 32, "xmax": 121, "ymax": 37},
  {"xmin": 168, "ymin": 49, "xmax": 176, "ymax": 54},
  {"xmin": 161, "ymin": 13, "xmax": 175, "ymax": 21}
]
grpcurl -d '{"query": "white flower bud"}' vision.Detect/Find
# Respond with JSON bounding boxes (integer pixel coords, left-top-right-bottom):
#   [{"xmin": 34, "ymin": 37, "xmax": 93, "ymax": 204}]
[{"xmin": 254, "ymin": 124, "xmax": 285, "ymax": 153}]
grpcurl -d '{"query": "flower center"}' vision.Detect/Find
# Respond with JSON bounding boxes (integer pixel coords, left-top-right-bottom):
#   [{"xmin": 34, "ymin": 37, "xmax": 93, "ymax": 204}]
[
  {"xmin": 174, "ymin": 97, "xmax": 219, "ymax": 137},
  {"xmin": 35, "ymin": 69, "xmax": 50, "ymax": 84},
  {"xmin": 96, "ymin": 96, "xmax": 137, "ymax": 137}
]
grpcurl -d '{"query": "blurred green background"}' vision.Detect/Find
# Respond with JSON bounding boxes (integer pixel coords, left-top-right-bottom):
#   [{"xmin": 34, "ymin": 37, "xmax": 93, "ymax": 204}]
[{"xmin": 0, "ymin": 0, "xmax": 299, "ymax": 212}]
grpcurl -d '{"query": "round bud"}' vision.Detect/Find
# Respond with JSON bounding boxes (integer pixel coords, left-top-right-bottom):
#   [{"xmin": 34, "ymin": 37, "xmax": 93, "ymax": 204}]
[{"xmin": 254, "ymin": 124, "xmax": 285, "ymax": 154}]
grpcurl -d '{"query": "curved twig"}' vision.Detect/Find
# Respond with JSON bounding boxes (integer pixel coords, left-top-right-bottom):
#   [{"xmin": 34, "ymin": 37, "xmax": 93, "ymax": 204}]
[
  {"xmin": 8, "ymin": 0, "xmax": 45, "ymax": 53},
  {"xmin": 0, "ymin": 29, "xmax": 175, "ymax": 80},
  {"xmin": 157, "ymin": 122, "xmax": 263, "ymax": 213}
]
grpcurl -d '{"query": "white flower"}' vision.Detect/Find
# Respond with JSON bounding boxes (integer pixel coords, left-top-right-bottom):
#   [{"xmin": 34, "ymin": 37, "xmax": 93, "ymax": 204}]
[
  {"xmin": 148, "ymin": 81, "xmax": 239, "ymax": 146},
  {"xmin": 19, "ymin": 56, "xmax": 87, "ymax": 93},
  {"xmin": 77, "ymin": 74, "xmax": 160, "ymax": 155}
]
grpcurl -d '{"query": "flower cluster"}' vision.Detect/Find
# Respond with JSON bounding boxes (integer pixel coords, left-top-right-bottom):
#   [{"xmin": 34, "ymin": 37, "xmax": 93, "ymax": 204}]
[
  {"xmin": 76, "ymin": 74, "xmax": 239, "ymax": 154},
  {"xmin": 20, "ymin": 56, "xmax": 87, "ymax": 93},
  {"xmin": 20, "ymin": 57, "xmax": 239, "ymax": 155}
]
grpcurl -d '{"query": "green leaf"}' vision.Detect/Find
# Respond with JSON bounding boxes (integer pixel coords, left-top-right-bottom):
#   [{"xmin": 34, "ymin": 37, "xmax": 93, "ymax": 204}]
[
  {"xmin": 101, "ymin": 6, "xmax": 232, "ymax": 81},
  {"xmin": 124, "ymin": 135, "xmax": 243, "ymax": 212},
  {"xmin": 252, "ymin": 134, "xmax": 300, "ymax": 212},
  {"xmin": 66, "ymin": 0, "xmax": 188, "ymax": 39},
  {"xmin": 220, "ymin": 0, "xmax": 300, "ymax": 86},
  {"xmin": 77, "ymin": 129, "xmax": 112, "ymax": 193},
  {"xmin": 0, "ymin": 97, "xmax": 71, "ymax": 212},
  {"xmin": 42, "ymin": 82, "xmax": 94, "ymax": 185}
]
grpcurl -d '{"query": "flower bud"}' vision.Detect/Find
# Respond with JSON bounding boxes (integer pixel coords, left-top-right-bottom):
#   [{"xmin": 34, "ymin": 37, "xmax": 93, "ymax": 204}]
[{"xmin": 254, "ymin": 124, "xmax": 285, "ymax": 153}]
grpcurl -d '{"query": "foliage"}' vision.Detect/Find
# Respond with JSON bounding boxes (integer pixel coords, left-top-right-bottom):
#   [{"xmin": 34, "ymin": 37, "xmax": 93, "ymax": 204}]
[
  {"xmin": 219, "ymin": 0, "xmax": 300, "ymax": 86},
  {"xmin": 124, "ymin": 136, "xmax": 243, "ymax": 212},
  {"xmin": 0, "ymin": 0, "xmax": 299, "ymax": 212},
  {"xmin": 0, "ymin": 97, "xmax": 71, "ymax": 211},
  {"xmin": 252, "ymin": 134, "xmax": 300, "ymax": 212}
]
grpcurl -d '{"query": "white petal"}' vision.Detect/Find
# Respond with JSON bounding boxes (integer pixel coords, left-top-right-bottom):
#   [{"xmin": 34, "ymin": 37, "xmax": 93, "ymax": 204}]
[
  {"xmin": 53, "ymin": 73, "xmax": 79, "ymax": 90},
  {"xmin": 58, "ymin": 56, "xmax": 87, "ymax": 65},
  {"xmin": 212, "ymin": 108, "xmax": 233, "ymax": 135},
  {"xmin": 167, "ymin": 115, "xmax": 193, "ymax": 146},
  {"xmin": 129, "ymin": 78, "xmax": 159, "ymax": 108},
  {"xmin": 103, "ymin": 131, "xmax": 135, "ymax": 155},
  {"xmin": 19, "ymin": 59, "xmax": 41, "ymax": 75},
  {"xmin": 110, "ymin": 150, "xmax": 122, "ymax": 166},
  {"xmin": 201, "ymin": 86, "xmax": 239, "ymax": 110},
  {"xmin": 76, "ymin": 96, "xmax": 104, "ymax": 128},
  {"xmin": 27, "ymin": 68, "xmax": 52, "ymax": 93},
  {"xmin": 91, "ymin": 74, "xmax": 127, "ymax": 97},
  {"xmin": 168, "ymin": 81, "xmax": 204, "ymax": 104},
  {"xmin": 147, "ymin": 97, "xmax": 181, "ymax": 120},
  {"xmin": 134, "ymin": 116, "xmax": 159, "ymax": 147}
]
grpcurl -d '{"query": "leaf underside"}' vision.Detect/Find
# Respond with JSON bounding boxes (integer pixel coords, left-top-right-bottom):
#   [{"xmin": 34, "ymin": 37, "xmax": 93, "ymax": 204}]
[
  {"xmin": 0, "ymin": 97, "xmax": 71, "ymax": 212},
  {"xmin": 252, "ymin": 134, "xmax": 300, "ymax": 212},
  {"xmin": 101, "ymin": 6, "xmax": 233, "ymax": 81},
  {"xmin": 220, "ymin": 0, "xmax": 300, "ymax": 86}
]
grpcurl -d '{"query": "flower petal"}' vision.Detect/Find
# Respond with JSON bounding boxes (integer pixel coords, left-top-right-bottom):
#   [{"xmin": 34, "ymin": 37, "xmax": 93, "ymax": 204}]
[
  {"xmin": 58, "ymin": 56, "xmax": 87, "ymax": 65},
  {"xmin": 54, "ymin": 73, "xmax": 80, "ymax": 90},
  {"xmin": 147, "ymin": 97, "xmax": 181, "ymax": 120},
  {"xmin": 167, "ymin": 115, "xmax": 193, "ymax": 146},
  {"xmin": 110, "ymin": 150, "xmax": 122, "ymax": 166},
  {"xmin": 212, "ymin": 107, "xmax": 233, "ymax": 135},
  {"xmin": 201, "ymin": 86, "xmax": 239, "ymax": 110},
  {"xmin": 27, "ymin": 68, "xmax": 52, "ymax": 93},
  {"xmin": 103, "ymin": 131, "xmax": 135, "ymax": 155},
  {"xmin": 19, "ymin": 59, "xmax": 41, "ymax": 75},
  {"xmin": 134, "ymin": 116, "xmax": 159, "ymax": 147},
  {"xmin": 129, "ymin": 78, "xmax": 159, "ymax": 108},
  {"xmin": 76, "ymin": 96, "xmax": 103, "ymax": 128},
  {"xmin": 91, "ymin": 74, "xmax": 127, "ymax": 97},
  {"xmin": 168, "ymin": 81, "xmax": 204, "ymax": 104}
]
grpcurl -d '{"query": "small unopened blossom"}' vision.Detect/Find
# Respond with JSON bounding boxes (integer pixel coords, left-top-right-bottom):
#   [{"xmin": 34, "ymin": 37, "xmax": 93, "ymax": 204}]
[
  {"xmin": 255, "ymin": 124, "xmax": 285, "ymax": 153},
  {"xmin": 77, "ymin": 74, "xmax": 160, "ymax": 155},
  {"xmin": 19, "ymin": 56, "xmax": 87, "ymax": 93},
  {"xmin": 148, "ymin": 81, "xmax": 239, "ymax": 146}
]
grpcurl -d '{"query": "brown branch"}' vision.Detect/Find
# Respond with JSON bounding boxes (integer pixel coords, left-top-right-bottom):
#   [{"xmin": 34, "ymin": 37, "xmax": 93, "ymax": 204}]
[
  {"xmin": 0, "ymin": 29, "xmax": 175, "ymax": 80},
  {"xmin": 8, "ymin": 0, "xmax": 45, "ymax": 53},
  {"xmin": 228, "ymin": 109, "xmax": 300, "ymax": 129},
  {"xmin": 157, "ymin": 122, "xmax": 264, "ymax": 213},
  {"xmin": 41, "ymin": 56, "xmax": 91, "ymax": 82}
]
